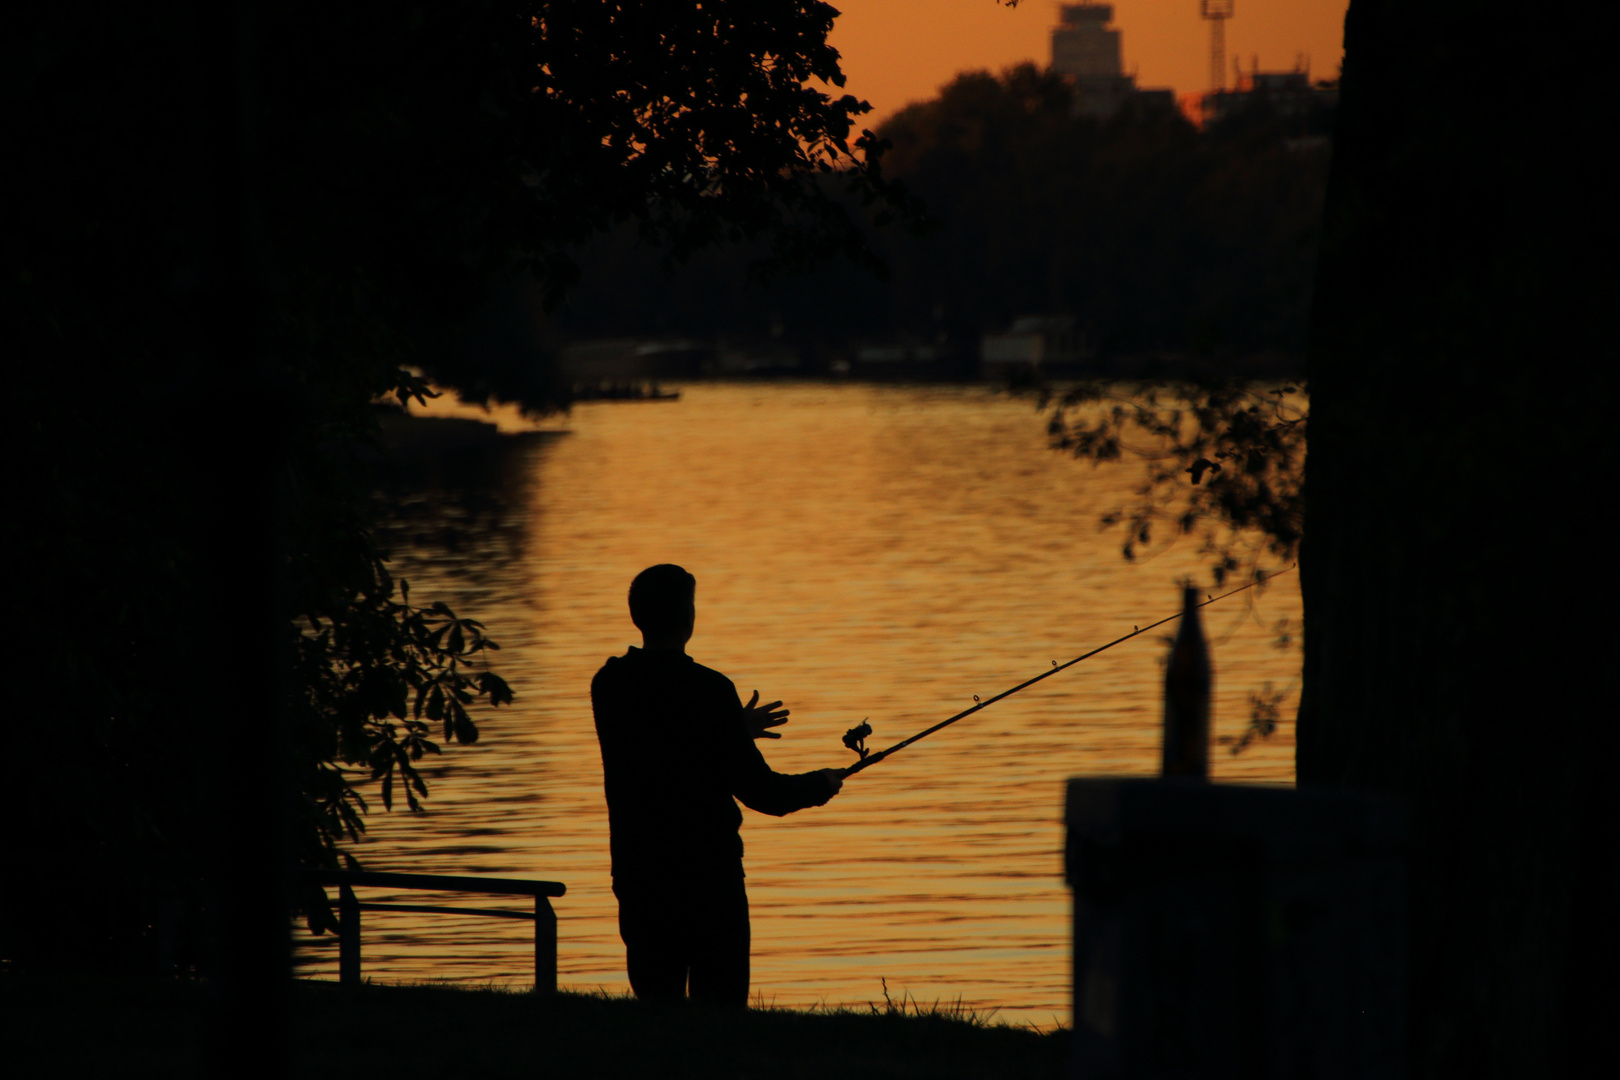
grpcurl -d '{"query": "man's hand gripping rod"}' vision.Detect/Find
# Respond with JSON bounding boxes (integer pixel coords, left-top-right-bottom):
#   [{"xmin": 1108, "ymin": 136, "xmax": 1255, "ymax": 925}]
[{"xmin": 840, "ymin": 566, "xmax": 1294, "ymax": 777}]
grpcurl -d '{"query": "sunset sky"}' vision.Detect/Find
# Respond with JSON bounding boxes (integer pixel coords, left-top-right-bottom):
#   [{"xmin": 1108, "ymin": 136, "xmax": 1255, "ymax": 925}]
[{"xmin": 827, "ymin": 0, "xmax": 1349, "ymax": 123}]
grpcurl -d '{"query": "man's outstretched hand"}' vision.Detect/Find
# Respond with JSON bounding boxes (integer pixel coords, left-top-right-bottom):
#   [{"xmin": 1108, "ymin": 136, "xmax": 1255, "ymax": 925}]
[{"xmin": 742, "ymin": 690, "xmax": 791, "ymax": 740}]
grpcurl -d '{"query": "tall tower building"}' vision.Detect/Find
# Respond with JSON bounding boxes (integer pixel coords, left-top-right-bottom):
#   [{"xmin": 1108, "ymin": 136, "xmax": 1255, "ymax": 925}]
[
  {"xmin": 1050, "ymin": 5, "xmax": 1172, "ymax": 118},
  {"xmin": 1051, "ymin": 4, "xmax": 1123, "ymax": 79}
]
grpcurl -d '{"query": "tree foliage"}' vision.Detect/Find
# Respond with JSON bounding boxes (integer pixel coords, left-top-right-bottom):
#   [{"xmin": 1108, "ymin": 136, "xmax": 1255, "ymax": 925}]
[
  {"xmin": 1042, "ymin": 380, "xmax": 1307, "ymax": 581},
  {"xmin": 1035, "ymin": 376, "xmax": 1306, "ymax": 762},
  {"xmin": 4, "ymin": 1, "xmax": 903, "ymax": 970}
]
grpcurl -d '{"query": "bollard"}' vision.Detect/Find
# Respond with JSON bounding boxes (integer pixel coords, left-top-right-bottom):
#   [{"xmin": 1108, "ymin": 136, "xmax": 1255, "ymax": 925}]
[
  {"xmin": 338, "ymin": 882, "xmax": 361, "ymax": 986},
  {"xmin": 1066, "ymin": 779, "xmax": 1405, "ymax": 1079},
  {"xmin": 534, "ymin": 896, "xmax": 557, "ymax": 994},
  {"xmin": 1160, "ymin": 586, "xmax": 1211, "ymax": 780}
]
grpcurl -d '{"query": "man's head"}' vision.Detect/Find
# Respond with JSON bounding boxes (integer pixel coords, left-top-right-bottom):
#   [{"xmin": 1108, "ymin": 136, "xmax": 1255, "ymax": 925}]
[{"xmin": 628, "ymin": 564, "xmax": 697, "ymax": 644}]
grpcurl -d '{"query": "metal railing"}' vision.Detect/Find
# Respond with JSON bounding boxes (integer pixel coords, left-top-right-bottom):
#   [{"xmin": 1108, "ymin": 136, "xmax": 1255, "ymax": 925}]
[{"xmin": 301, "ymin": 869, "xmax": 567, "ymax": 992}]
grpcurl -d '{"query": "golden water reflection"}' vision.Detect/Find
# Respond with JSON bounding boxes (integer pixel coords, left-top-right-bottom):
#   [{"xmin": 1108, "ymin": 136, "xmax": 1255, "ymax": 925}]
[{"xmin": 294, "ymin": 382, "xmax": 1298, "ymax": 1029}]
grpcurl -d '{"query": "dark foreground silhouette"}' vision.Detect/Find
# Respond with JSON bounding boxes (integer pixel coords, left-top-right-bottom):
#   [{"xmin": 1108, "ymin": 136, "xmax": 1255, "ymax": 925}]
[
  {"xmin": 591, "ymin": 565, "xmax": 845, "ymax": 1005},
  {"xmin": 2, "ymin": 975, "xmax": 1066, "ymax": 1080}
]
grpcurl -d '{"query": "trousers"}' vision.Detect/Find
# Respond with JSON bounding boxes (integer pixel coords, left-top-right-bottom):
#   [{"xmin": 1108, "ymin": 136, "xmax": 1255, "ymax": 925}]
[{"xmin": 615, "ymin": 874, "xmax": 751, "ymax": 1007}]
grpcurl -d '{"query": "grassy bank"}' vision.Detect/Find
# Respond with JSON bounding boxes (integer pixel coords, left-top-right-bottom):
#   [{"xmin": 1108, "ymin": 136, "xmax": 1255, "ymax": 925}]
[{"xmin": 3, "ymin": 975, "xmax": 1070, "ymax": 1078}]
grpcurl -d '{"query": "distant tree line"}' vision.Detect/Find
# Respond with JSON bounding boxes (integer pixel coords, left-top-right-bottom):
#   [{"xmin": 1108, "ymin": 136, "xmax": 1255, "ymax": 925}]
[{"xmin": 554, "ymin": 63, "xmax": 1335, "ymax": 370}]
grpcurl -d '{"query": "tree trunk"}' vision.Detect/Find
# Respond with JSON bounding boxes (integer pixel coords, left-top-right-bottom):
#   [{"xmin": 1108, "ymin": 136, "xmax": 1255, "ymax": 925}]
[{"xmin": 1299, "ymin": 3, "xmax": 1618, "ymax": 1076}]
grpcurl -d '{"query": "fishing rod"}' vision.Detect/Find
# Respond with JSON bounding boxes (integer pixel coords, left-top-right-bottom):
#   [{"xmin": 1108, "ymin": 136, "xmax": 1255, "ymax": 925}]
[{"xmin": 838, "ymin": 564, "xmax": 1295, "ymax": 777}]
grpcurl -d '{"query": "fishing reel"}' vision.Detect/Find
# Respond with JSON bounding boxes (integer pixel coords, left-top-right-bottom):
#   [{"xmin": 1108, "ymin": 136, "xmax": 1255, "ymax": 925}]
[{"xmin": 842, "ymin": 719, "xmax": 872, "ymax": 760}]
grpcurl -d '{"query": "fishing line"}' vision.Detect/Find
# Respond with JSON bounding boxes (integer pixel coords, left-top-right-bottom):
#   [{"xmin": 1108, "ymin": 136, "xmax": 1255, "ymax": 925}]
[{"xmin": 840, "ymin": 564, "xmax": 1295, "ymax": 776}]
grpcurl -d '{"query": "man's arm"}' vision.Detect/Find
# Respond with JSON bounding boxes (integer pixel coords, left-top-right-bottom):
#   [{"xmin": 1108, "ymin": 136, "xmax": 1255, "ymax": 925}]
[
  {"xmin": 723, "ymin": 684, "xmax": 842, "ymax": 815},
  {"xmin": 732, "ymin": 753, "xmax": 842, "ymax": 816}
]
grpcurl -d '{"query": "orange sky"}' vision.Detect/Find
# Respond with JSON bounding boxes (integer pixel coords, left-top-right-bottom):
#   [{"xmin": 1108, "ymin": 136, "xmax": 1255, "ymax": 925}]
[{"xmin": 827, "ymin": 0, "xmax": 1349, "ymax": 123}]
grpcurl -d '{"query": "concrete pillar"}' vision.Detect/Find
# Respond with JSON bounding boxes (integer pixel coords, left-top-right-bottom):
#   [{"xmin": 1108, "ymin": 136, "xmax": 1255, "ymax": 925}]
[{"xmin": 1066, "ymin": 779, "xmax": 1405, "ymax": 1078}]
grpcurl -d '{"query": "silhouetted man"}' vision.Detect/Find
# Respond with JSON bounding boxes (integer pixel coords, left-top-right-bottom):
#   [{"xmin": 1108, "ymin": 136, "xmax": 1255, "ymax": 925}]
[{"xmin": 591, "ymin": 564, "xmax": 845, "ymax": 1006}]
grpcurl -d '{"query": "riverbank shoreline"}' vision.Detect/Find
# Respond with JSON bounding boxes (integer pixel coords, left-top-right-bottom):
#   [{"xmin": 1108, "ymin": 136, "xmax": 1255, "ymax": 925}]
[{"xmin": 2, "ymin": 973, "xmax": 1069, "ymax": 1078}]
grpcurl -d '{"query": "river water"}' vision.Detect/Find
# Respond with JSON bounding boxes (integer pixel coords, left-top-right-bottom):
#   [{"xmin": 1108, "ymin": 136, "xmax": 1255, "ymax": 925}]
[{"xmin": 292, "ymin": 381, "xmax": 1300, "ymax": 1028}]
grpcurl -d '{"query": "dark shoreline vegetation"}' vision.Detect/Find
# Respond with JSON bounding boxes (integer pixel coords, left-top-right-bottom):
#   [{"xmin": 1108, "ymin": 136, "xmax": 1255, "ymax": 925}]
[
  {"xmin": 1, "ymin": 975, "xmax": 1070, "ymax": 1079},
  {"xmin": 553, "ymin": 63, "xmax": 1333, "ymax": 376}
]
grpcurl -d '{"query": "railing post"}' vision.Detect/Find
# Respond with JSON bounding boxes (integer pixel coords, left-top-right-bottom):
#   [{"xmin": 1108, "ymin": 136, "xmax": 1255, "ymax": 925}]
[
  {"xmin": 534, "ymin": 895, "xmax": 556, "ymax": 994},
  {"xmin": 338, "ymin": 882, "xmax": 361, "ymax": 986}
]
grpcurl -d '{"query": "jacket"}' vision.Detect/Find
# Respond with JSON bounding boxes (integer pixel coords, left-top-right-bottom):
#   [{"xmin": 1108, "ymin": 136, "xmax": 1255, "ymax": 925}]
[{"xmin": 591, "ymin": 647, "xmax": 832, "ymax": 885}]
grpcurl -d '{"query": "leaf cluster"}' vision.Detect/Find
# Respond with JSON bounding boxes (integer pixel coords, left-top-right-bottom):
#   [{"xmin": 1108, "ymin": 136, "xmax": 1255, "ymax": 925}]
[
  {"xmin": 292, "ymin": 570, "xmax": 511, "ymax": 859},
  {"xmin": 1042, "ymin": 380, "xmax": 1307, "ymax": 582},
  {"xmin": 1226, "ymin": 683, "xmax": 1285, "ymax": 756},
  {"xmin": 515, "ymin": 1, "xmax": 922, "ymax": 290}
]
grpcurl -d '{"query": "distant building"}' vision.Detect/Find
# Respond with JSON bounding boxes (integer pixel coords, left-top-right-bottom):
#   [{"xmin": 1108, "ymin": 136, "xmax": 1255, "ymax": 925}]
[
  {"xmin": 981, "ymin": 315, "xmax": 1090, "ymax": 379},
  {"xmin": 1051, "ymin": 4, "xmax": 1122, "ymax": 78},
  {"xmin": 845, "ymin": 338, "xmax": 957, "ymax": 379},
  {"xmin": 1202, "ymin": 62, "xmax": 1338, "ymax": 127},
  {"xmin": 1050, "ymin": 5, "xmax": 1175, "ymax": 118}
]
